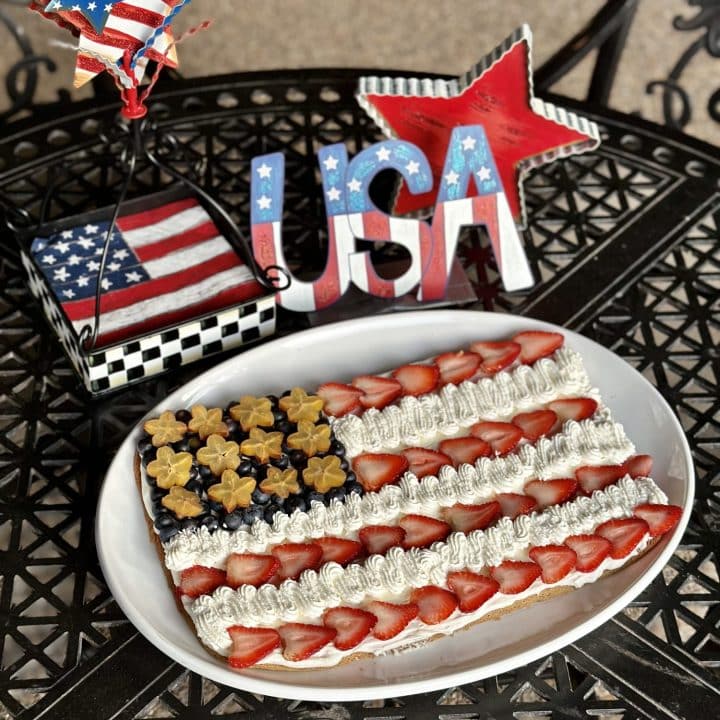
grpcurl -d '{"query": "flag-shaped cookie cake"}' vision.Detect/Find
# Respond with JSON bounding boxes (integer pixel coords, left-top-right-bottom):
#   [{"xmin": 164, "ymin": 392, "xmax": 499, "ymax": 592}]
[{"xmin": 135, "ymin": 330, "xmax": 681, "ymax": 669}]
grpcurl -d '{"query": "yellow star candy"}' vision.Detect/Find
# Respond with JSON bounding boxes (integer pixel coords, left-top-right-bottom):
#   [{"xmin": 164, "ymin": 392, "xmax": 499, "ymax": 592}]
[
  {"xmin": 260, "ymin": 466, "xmax": 300, "ymax": 499},
  {"xmin": 287, "ymin": 420, "xmax": 331, "ymax": 457},
  {"xmin": 279, "ymin": 387, "xmax": 325, "ymax": 423},
  {"xmin": 188, "ymin": 405, "xmax": 228, "ymax": 439},
  {"xmin": 240, "ymin": 427, "xmax": 284, "ymax": 464},
  {"xmin": 143, "ymin": 410, "xmax": 187, "ymax": 447},
  {"xmin": 229, "ymin": 396, "xmax": 274, "ymax": 432},
  {"xmin": 162, "ymin": 486, "xmax": 204, "ymax": 519},
  {"xmin": 146, "ymin": 446, "xmax": 193, "ymax": 490},
  {"xmin": 302, "ymin": 455, "xmax": 346, "ymax": 493},
  {"xmin": 208, "ymin": 469, "xmax": 256, "ymax": 512},
  {"xmin": 196, "ymin": 434, "xmax": 241, "ymax": 476}
]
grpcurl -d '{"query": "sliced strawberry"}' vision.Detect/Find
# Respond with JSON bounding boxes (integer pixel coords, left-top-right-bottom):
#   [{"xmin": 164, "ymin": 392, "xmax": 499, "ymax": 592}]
[
  {"xmin": 401, "ymin": 447, "xmax": 453, "ymax": 479},
  {"xmin": 278, "ymin": 622, "xmax": 336, "ymax": 661},
  {"xmin": 226, "ymin": 553, "xmax": 280, "ymax": 589},
  {"xmin": 317, "ymin": 382, "xmax": 363, "ymax": 417},
  {"xmin": 548, "ymin": 397, "xmax": 598, "ymax": 424},
  {"xmin": 470, "ymin": 340, "xmax": 521, "ymax": 374},
  {"xmin": 359, "ymin": 525, "xmax": 406, "ymax": 555},
  {"xmin": 622, "ymin": 454, "xmax": 654, "ymax": 478},
  {"xmin": 447, "ymin": 570, "xmax": 500, "ymax": 612},
  {"xmin": 271, "ymin": 543, "xmax": 323, "ymax": 581},
  {"xmin": 434, "ymin": 351, "xmax": 481, "ymax": 385},
  {"xmin": 528, "ymin": 544, "xmax": 577, "ymax": 583},
  {"xmin": 322, "ymin": 607, "xmax": 377, "ymax": 650},
  {"xmin": 410, "ymin": 586, "xmax": 458, "ymax": 624},
  {"xmin": 564, "ymin": 534, "xmax": 612, "ymax": 572},
  {"xmin": 575, "ymin": 464, "xmax": 625, "ymax": 494},
  {"xmin": 391, "ymin": 363, "xmax": 439, "ymax": 396},
  {"xmin": 399, "ymin": 514, "xmax": 451, "ymax": 549},
  {"xmin": 512, "ymin": 330, "xmax": 564, "ymax": 364},
  {"xmin": 367, "ymin": 600, "xmax": 419, "ymax": 640},
  {"xmin": 489, "ymin": 561, "xmax": 541, "ymax": 594},
  {"xmin": 595, "ymin": 517, "xmax": 650, "ymax": 559},
  {"xmin": 497, "ymin": 493, "xmax": 538, "ymax": 519},
  {"xmin": 352, "ymin": 374, "xmax": 403, "ymax": 410},
  {"xmin": 470, "ymin": 421, "xmax": 523, "ymax": 456},
  {"xmin": 438, "ymin": 436, "xmax": 492, "ymax": 466},
  {"xmin": 352, "ymin": 453, "xmax": 409, "ymax": 492},
  {"xmin": 315, "ymin": 537, "xmax": 363, "ymax": 566},
  {"xmin": 227, "ymin": 626, "xmax": 281, "ymax": 669},
  {"xmin": 442, "ymin": 501, "xmax": 501, "ymax": 533},
  {"xmin": 633, "ymin": 504, "xmax": 682, "ymax": 537},
  {"xmin": 178, "ymin": 565, "xmax": 226, "ymax": 598},
  {"xmin": 524, "ymin": 478, "xmax": 577, "ymax": 509},
  {"xmin": 512, "ymin": 409, "xmax": 558, "ymax": 442}
]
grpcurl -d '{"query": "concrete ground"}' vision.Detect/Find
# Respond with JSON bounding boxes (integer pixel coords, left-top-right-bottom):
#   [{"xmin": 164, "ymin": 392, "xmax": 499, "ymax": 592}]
[{"xmin": 0, "ymin": 0, "xmax": 718, "ymax": 144}]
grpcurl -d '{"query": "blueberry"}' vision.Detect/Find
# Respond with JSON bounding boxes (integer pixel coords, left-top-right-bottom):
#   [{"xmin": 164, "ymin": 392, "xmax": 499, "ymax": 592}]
[
  {"xmin": 153, "ymin": 513, "xmax": 177, "ymax": 530},
  {"xmin": 272, "ymin": 408, "xmax": 285, "ymax": 424},
  {"xmin": 285, "ymin": 495, "xmax": 307, "ymax": 514},
  {"xmin": 237, "ymin": 459, "xmax": 258, "ymax": 477},
  {"xmin": 264, "ymin": 504, "xmax": 281, "ymax": 524},
  {"xmin": 203, "ymin": 476, "xmax": 219, "ymax": 492},
  {"xmin": 180, "ymin": 518, "xmax": 197, "ymax": 530},
  {"xmin": 187, "ymin": 436, "xmax": 203, "ymax": 452},
  {"xmin": 208, "ymin": 499, "xmax": 224, "ymax": 513},
  {"xmin": 252, "ymin": 488, "xmax": 272, "ymax": 506},
  {"xmin": 305, "ymin": 491, "xmax": 325, "ymax": 506},
  {"xmin": 185, "ymin": 479, "xmax": 203, "ymax": 494},
  {"xmin": 267, "ymin": 394, "xmax": 279, "ymax": 406},
  {"xmin": 200, "ymin": 516, "xmax": 219, "ymax": 532},
  {"xmin": 137, "ymin": 436, "xmax": 153, "ymax": 455},
  {"xmin": 141, "ymin": 451, "xmax": 157, "ymax": 469},
  {"xmin": 150, "ymin": 486, "xmax": 165, "ymax": 502},
  {"xmin": 344, "ymin": 471, "xmax": 357, "ymax": 485},
  {"xmin": 339, "ymin": 459, "xmax": 349, "ymax": 472},
  {"xmin": 225, "ymin": 419, "xmax": 239, "ymax": 435},
  {"xmin": 243, "ymin": 505, "xmax": 265, "ymax": 525},
  {"xmin": 347, "ymin": 482, "xmax": 364, "ymax": 496},
  {"xmin": 327, "ymin": 487, "xmax": 346, "ymax": 504},
  {"xmin": 172, "ymin": 439, "xmax": 191, "ymax": 453},
  {"xmin": 329, "ymin": 440, "xmax": 346, "ymax": 457},
  {"xmin": 187, "ymin": 465, "xmax": 200, "ymax": 482},
  {"xmin": 276, "ymin": 420, "xmax": 295, "ymax": 435},
  {"xmin": 199, "ymin": 465, "xmax": 214, "ymax": 480},
  {"xmin": 175, "ymin": 409, "xmax": 192, "ymax": 423},
  {"xmin": 152, "ymin": 498, "xmax": 165, "ymax": 515},
  {"xmin": 288, "ymin": 449, "xmax": 306, "ymax": 467},
  {"xmin": 158, "ymin": 526, "xmax": 179, "ymax": 543},
  {"xmin": 271, "ymin": 454, "xmax": 290, "ymax": 470},
  {"xmin": 223, "ymin": 511, "xmax": 244, "ymax": 530}
]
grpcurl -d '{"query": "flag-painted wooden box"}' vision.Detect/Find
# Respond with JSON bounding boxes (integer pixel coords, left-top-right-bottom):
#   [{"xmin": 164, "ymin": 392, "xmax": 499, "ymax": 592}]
[{"xmin": 20, "ymin": 188, "xmax": 276, "ymax": 395}]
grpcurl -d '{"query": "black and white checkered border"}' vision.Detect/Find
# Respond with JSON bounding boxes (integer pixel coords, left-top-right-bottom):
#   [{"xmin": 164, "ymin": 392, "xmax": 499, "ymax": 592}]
[
  {"xmin": 21, "ymin": 249, "xmax": 277, "ymax": 394},
  {"xmin": 20, "ymin": 249, "xmax": 92, "ymax": 382},
  {"xmin": 86, "ymin": 295, "xmax": 277, "ymax": 393}
]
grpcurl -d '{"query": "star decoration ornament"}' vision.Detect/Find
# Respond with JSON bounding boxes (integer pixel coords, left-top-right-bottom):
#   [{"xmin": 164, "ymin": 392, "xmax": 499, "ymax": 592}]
[
  {"xmin": 356, "ymin": 25, "xmax": 600, "ymax": 226},
  {"xmin": 44, "ymin": 0, "xmax": 121, "ymax": 33}
]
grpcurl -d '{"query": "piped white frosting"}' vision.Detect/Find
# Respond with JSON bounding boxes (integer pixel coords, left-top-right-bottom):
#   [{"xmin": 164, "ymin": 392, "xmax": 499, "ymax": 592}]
[
  {"xmin": 189, "ymin": 476, "xmax": 667, "ymax": 653},
  {"xmin": 333, "ymin": 346, "xmax": 595, "ymax": 455},
  {"xmin": 162, "ymin": 415, "xmax": 634, "ymax": 571}
]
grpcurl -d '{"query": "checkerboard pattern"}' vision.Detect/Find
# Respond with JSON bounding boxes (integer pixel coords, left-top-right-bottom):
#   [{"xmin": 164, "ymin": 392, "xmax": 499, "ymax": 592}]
[{"xmin": 20, "ymin": 248, "xmax": 276, "ymax": 394}]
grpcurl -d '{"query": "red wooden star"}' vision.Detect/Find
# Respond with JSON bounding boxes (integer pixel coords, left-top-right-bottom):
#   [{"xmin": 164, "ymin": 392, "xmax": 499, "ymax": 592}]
[{"xmin": 356, "ymin": 25, "xmax": 600, "ymax": 227}]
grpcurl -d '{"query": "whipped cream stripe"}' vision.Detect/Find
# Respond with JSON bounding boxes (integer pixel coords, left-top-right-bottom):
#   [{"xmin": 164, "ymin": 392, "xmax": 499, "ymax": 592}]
[
  {"xmin": 162, "ymin": 416, "xmax": 635, "ymax": 571},
  {"xmin": 189, "ymin": 476, "xmax": 667, "ymax": 651},
  {"xmin": 332, "ymin": 347, "xmax": 597, "ymax": 456}
]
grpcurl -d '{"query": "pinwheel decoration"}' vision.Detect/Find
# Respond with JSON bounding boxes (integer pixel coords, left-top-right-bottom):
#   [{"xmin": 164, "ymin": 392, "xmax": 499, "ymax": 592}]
[{"xmin": 30, "ymin": 0, "xmax": 208, "ymax": 118}]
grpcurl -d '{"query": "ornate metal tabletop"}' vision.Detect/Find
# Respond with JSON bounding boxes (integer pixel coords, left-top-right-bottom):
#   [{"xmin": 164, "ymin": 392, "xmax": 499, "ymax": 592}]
[{"xmin": 0, "ymin": 69, "xmax": 718, "ymax": 720}]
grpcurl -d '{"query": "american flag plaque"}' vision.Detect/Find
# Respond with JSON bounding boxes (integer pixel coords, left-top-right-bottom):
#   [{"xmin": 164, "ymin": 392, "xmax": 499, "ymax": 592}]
[{"xmin": 20, "ymin": 189, "xmax": 277, "ymax": 395}]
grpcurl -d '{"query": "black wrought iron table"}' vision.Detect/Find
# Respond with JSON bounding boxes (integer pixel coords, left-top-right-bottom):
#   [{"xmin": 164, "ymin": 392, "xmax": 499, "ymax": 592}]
[{"xmin": 0, "ymin": 69, "xmax": 718, "ymax": 720}]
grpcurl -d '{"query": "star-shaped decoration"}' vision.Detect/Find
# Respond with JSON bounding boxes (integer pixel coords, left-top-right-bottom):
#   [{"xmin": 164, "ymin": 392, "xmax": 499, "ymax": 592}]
[
  {"xmin": 356, "ymin": 25, "xmax": 599, "ymax": 225},
  {"xmin": 257, "ymin": 162, "xmax": 273, "ymax": 179},
  {"xmin": 326, "ymin": 186, "xmax": 341, "ymax": 202},
  {"xmin": 376, "ymin": 145, "xmax": 391, "ymax": 162},
  {"xmin": 444, "ymin": 170, "xmax": 460, "ymax": 186},
  {"xmin": 257, "ymin": 195, "xmax": 272, "ymax": 210},
  {"xmin": 405, "ymin": 160, "xmax": 420, "ymax": 175},
  {"xmin": 323, "ymin": 155, "xmax": 339, "ymax": 171},
  {"xmin": 477, "ymin": 166, "xmax": 492, "ymax": 182},
  {"xmin": 461, "ymin": 135, "xmax": 477, "ymax": 151},
  {"xmin": 45, "ymin": 0, "xmax": 120, "ymax": 33},
  {"xmin": 347, "ymin": 177, "xmax": 362, "ymax": 193}
]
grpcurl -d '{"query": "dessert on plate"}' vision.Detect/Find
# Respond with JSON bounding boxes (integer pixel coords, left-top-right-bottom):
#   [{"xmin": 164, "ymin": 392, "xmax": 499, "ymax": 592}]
[{"xmin": 135, "ymin": 329, "xmax": 682, "ymax": 669}]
